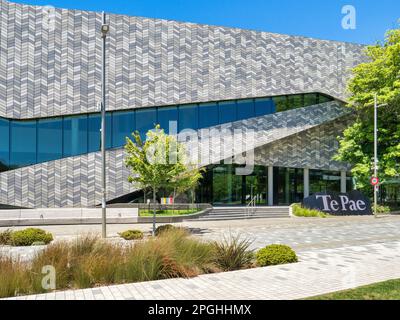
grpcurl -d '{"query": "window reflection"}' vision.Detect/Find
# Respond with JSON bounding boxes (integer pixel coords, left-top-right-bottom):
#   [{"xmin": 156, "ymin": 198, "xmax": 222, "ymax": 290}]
[
  {"xmin": 0, "ymin": 118, "xmax": 9, "ymax": 171},
  {"xmin": 63, "ymin": 116, "xmax": 88, "ymax": 157},
  {"xmin": 37, "ymin": 118, "xmax": 62, "ymax": 162},
  {"xmin": 179, "ymin": 104, "xmax": 198, "ymax": 131},
  {"xmin": 111, "ymin": 111, "xmax": 134, "ymax": 148},
  {"xmin": 10, "ymin": 120, "xmax": 37, "ymax": 166},
  {"xmin": 237, "ymin": 99, "xmax": 255, "ymax": 121},
  {"xmin": 0, "ymin": 92, "xmax": 335, "ymax": 171},
  {"xmin": 136, "ymin": 108, "xmax": 157, "ymax": 140},
  {"xmin": 199, "ymin": 103, "xmax": 219, "ymax": 128},
  {"xmin": 157, "ymin": 106, "xmax": 178, "ymax": 134}
]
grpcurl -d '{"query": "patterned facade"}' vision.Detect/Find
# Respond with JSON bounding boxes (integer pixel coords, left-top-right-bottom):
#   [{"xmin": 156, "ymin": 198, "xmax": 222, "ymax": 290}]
[{"xmin": 0, "ymin": 0, "xmax": 367, "ymax": 207}]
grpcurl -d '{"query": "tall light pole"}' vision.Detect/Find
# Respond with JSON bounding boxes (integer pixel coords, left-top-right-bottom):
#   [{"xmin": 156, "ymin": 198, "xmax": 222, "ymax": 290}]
[
  {"xmin": 101, "ymin": 12, "xmax": 109, "ymax": 238},
  {"xmin": 373, "ymin": 93, "xmax": 387, "ymax": 218},
  {"xmin": 373, "ymin": 94, "xmax": 378, "ymax": 218}
]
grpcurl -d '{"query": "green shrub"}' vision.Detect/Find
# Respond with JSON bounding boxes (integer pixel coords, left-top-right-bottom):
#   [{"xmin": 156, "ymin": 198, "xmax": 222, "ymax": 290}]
[
  {"xmin": 119, "ymin": 230, "xmax": 144, "ymax": 240},
  {"xmin": 373, "ymin": 204, "xmax": 391, "ymax": 214},
  {"xmin": 155, "ymin": 224, "xmax": 182, "ymax": 236},
  {"xmin": 0, "ymin": 229, "xmax": 13, "ymax": 245},
  {"xmin": 10, "ymin": 228, "xmax": 53, "ymax": 247},
  {"xmin": 256, "ymin": 244, "xmax": 298, "ymax": 267},
  {"xmin": 212, "ymin": 234, "xmax": 254, "ymax": 271},
  {"xmin": 292, "ymin": 203, "xmax": 328, "ymax": 218}
]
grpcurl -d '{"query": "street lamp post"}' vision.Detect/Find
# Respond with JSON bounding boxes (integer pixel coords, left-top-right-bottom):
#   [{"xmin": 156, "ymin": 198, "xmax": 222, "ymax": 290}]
[
  {"xmin": 101, "ymin": 12, "xmax": 109, "ymax": 238},
  {"xmin": 374, "ymin": 94, "xmax": 378, "ymax": 218},
  {"xmin": 373, "ymin": 93, "xmax": 388, "ymax": 218}
]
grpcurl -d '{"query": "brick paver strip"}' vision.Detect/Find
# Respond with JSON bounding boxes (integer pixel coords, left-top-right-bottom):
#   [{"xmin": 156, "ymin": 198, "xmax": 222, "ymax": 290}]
[{"xmin": 3, "ymin": 240, "xmax": 400, "ymax": 300}]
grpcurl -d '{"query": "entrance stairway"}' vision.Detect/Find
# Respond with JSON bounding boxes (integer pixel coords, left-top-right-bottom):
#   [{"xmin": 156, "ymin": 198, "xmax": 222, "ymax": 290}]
[{"xmin": 190, "ymin": 206, "xmax": 290, "ymax": 221}]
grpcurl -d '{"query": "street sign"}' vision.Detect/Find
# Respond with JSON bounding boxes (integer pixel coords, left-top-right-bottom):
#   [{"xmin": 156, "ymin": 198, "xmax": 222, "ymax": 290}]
[{"xmin": 370, "ymin": 177, "xmax": 379, "ymax": 186}]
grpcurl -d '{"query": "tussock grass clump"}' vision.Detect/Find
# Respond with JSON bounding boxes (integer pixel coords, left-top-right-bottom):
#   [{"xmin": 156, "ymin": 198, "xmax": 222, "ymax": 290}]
[
  {"xmin": 212, "ymin": 234, "xmax": 254, "ymax": 271},
  {"xmin": 0, "ymin": 229, "xmax": 13, "ymax": 245},
  {"xmin": 0, "ymin": 256, "xmax": 31, "ymax": 298}
]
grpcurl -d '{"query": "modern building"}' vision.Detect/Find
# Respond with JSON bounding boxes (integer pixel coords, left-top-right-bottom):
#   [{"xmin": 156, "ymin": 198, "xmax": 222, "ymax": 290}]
[{"xmin": 0, "ymin": 0, "xmax": 367, "ymax": 208}]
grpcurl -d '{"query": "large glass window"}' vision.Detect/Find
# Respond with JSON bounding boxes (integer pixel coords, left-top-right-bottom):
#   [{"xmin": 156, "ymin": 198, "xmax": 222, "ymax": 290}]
[
  {"xmin": 37, "ymin": 118, "xmax": 63, "ymax": 163},
  {"xmin": 273, "ymin": 96, "xmax": 288, "ymax": 112},
  {"xmin": 287, "ymin": 95, "xmax": 304, "ymax": 109},
  {"xmin": 0, "ymin": 118, "xmax": 9, "ymax": 170},
  {"xmin": 318, "ymin": 93, "xmax": 333, "ymax": 104},
  {"xmin": 304, "ymin": 93, "xmax": 318, "ymax": 107},
  {"xmin": 10, "ymin": 120, "xmax": 37, "ymax": 166},
  {"xmin": 88, "ymin": 113, "xmax": 112, "ymax": 152},
  {"xmin": 178, "ymin": 104, "xmax": 198, "ymax": 131},
  {"xmin": 157, "ymin": 106, "xmax": 178, "ymax": 134},
  {"xmin": 0, "ymin": 92, "xmax": 337, "ymax": 173},
  {"xmin": 63, "ymin": 115, "xmax": 88, "ymax": 157},
  {"xmin": 273, "ymin": 167, "xmax": 304, "ymax": 205},
  {"xmin": 136, "ymin": 108, "xmax": 157, "ymax": 140},
  {"xmin": 237, "ymin": 99, "xmax": 255, "ymax": 121},
  {"xmin": 245, "ymin": 166, "xmax": 268, "ymax": 205},
  {"xmin": 212, "ymin": 165, "xmax": 243, "ymax": 205},
  {"xmin": 199, "ymin": 103, "xmax": 219, "ymax": 128},
  {"xmin": 255, "ymin": 98, "xmax": 275, "ymax": 116},
  {"xmin": 112, "ymin": 111, "xmax": 134, "ymax": 148},
  {"xmin": 309, "ymin": 169, "xmax": 341, "ymax": 194},
  {"xmin": 219, "ymin": 101, "xmax": 237, "ymax": 124}
]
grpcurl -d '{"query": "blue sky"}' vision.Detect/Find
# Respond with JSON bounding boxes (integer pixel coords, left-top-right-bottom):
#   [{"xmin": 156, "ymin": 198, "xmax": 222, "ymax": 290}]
[{"xmin": 12, "ymin": 0, "xmax": 400, "ymax": 44}]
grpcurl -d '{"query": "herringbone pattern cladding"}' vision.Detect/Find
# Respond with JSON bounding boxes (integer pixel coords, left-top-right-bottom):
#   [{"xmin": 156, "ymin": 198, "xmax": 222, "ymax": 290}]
[
  {"xmin": 0, "ymin": 0, "xmax": 366, "ymax": 120},
  {"xmin": 0, "ymin": 1, "xmax": 367, "ymax": 207}
]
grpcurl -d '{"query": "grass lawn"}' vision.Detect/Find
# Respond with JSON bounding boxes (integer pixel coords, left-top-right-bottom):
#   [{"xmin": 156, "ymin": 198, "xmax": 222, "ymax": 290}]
[
  {"xmin": 307, "ymin": 279, "xmax": 400, "ymax": 300},
  {"xmin": 139, "ymin": 209, "xmax": 200, "ymax": 217}
]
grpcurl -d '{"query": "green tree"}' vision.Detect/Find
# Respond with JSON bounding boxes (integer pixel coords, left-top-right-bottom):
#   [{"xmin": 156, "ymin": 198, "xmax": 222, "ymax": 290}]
[
  {"xmin": 124, "ymin": 125, "xmax": 203, "ymax": 235},
  {"xmin": 334, "ymin": 28, "xmax": 400, "ymax": 193}
]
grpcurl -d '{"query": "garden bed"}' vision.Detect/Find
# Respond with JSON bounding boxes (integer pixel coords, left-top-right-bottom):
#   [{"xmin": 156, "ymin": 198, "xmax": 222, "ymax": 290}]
[{"xmin": 0, "ymin": 227, "xmax": 298, "ymax": 299}]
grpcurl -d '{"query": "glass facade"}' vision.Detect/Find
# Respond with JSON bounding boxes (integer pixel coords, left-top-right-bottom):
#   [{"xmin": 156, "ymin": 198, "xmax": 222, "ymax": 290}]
[
  {"xmin": 273, "ymin": 93, "xmax": 333, "ymax": 112},
  {"xmin": 136, "ymin": 108, "xmax": 157, "ymax": 141},
  {"xmin": 111, "ymin": 111, "xmax": 134, "ymax": 148},
  {"xmin": 309, "ymin": 169, "xmax": 341, "ymax": 194},
  {"xmin": 63, "ymin": 115, "xmax": 88, "ymax": 157},
  {"xmin": 179, "ymin": 104, "xmax": 198, "ymax": 131},
  {"xmin": 10, "ymin": 121, "xmax": 37, "ymax": 166},
  {"xmin": 88, "ymin": 113, "xmax": 112, "ymax": 152},
  {"xmin": 0, "ymin": 92, "xmax": 334, "ymax": 172},
  {"xmin": 273, "ymin": 167, "xmax": 304, "ymax": 205},
  {"xmin": 37, "ymin": 118, "xmax": 63, "ymax": 163},
  {"xmin": 196, "ymin": 165, "xmax": 352, "ymax": 206},
  {"xmin": 0, "ymin": 118, "xmax": 9, "ymax": 170},
  {"xmin": 200, "ymin": 165, "xmax": 268, "ymax": 205}
]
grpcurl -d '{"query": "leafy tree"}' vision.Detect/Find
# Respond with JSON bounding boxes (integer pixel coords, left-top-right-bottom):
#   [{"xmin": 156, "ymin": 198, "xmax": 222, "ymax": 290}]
[
  {"xmin": 124, "ymin": 125, "xmax": 203, "ymax": 235},
  {"xmin": 334, "ymin": 28, "xmax": 400, "ymax": 194}
]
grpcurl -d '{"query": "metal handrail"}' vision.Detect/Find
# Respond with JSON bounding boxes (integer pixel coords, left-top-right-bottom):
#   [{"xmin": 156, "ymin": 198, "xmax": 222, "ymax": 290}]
[{"xmin": 246, "ymin": 196, "xmax": 257, "ymax": 217}]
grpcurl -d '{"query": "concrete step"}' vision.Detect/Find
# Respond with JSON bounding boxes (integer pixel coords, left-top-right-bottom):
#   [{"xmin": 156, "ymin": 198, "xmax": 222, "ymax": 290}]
[
  {"xmin": 192, "ymin": 206, "xmax": 290, "ymax": 221},
  {"xmin": 196, "ymin": 214, "xmax": 288, "ymax": 221}
]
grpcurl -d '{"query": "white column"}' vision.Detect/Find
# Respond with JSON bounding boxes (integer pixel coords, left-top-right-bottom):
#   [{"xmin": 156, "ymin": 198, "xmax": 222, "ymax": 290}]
[
  {"xmin": 340, "ymin": 170, "xmax": 347, "ymax": 193},
  {"xmin": 304, "ymin": 168, "xmax": 309, "ymax": 198},
  {"xmin": 268, "ymin": 166, "xmax": 274, "ymax": 206}
]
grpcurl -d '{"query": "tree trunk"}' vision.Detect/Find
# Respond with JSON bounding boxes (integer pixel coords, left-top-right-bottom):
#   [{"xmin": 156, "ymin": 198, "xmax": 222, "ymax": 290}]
[{"xmin": 152, "ymin": 188, "xmax": 156, "ymax": 236}]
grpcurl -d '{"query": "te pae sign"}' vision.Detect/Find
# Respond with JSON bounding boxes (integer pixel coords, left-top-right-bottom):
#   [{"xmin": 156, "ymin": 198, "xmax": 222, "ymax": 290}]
[{"xmin": 302, "ymin": 191, "xmax": 372, "ymax": 215}]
